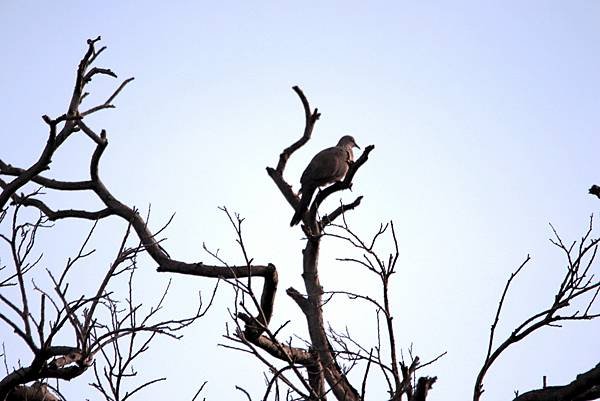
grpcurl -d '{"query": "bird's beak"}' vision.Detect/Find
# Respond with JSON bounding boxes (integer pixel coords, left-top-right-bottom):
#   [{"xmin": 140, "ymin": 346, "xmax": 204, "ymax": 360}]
[{"xmin": 354, "ymin": 142, "xmax": 361, "ymax": 149}]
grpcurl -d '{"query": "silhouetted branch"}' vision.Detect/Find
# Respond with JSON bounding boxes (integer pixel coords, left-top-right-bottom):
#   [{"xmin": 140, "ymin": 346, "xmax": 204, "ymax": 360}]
[
  {"xmin": 275, "ymin": 86, "xmax": 321, "ymax": 174},
  {"xmin": 206, "ymin": 209, "xmax": 321, "ymax": 400},
  {"xmin": 320, "ymin": 196, "xmax": 363, "ymax": 227},
  {"xmin": 325, "ymin": 221, "xmax": 441, "ymax": 400},
  {"xmin": 474, "ymin": 217, "xmax": 600, "ymax": 401},
  {"xmin": 266, "ymin": 86, "xmax": 321, "ymax": 211},
  {"xmin": 0, "ymin": 43, "xmax": 282, "ymax": 341},
  {"xmin": 0, "ymin": 200, "xmax": 205, "ymax": 401}
]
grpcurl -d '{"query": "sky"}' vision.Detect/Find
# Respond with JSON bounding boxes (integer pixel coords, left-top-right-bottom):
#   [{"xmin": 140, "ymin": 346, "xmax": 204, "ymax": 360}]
[{"xmin": 1, "ymin": 1, "xmax": 600, "ymax": 401}]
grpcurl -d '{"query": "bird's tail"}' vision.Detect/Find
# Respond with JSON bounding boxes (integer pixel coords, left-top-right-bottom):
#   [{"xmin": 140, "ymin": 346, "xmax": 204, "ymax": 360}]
[{"xmin": 290, "ymin": 187, "xmax": 315, "ymax": 226}]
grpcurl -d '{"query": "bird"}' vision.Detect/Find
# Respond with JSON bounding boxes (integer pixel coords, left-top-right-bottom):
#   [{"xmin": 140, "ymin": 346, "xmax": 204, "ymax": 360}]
[{"xmin": 290, "ymin": 135, "xmax": 360, "ymax": 226}]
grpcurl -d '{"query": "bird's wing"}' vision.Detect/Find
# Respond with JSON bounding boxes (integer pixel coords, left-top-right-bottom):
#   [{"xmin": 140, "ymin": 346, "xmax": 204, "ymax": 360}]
[{"xmin": 300, "ymin": 146, "xmax": 349, "ymax": 187}]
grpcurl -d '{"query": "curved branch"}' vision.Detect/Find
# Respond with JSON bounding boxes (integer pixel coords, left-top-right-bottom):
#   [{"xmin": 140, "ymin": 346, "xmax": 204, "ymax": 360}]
[
  {"xmin": 0, "ymin": 118, "xmax": 56, "ymax": 210},
  {"xmin": 9, "ymin": 194, "xmax": 113, "ymax": 221},
  {"xmin": 267, "ymin": 86, "xmax": 321, "ymax": 210},
  {"xmin": 275, "ymin": 86, "xmax": 321, "ymax": 174},
  {"xmin": 0, "ymin": 163, "xmax": 93, "ymax": 191},
  {"xmin": 241, "ymin": 263, "xmax": 279, "ymax": 339}
]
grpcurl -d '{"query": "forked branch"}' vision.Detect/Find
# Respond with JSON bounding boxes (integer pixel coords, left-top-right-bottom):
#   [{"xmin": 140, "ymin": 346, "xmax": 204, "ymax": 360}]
[{"xmin": 474, "ymin": 217, "xmax": 600, "ymax": 401}]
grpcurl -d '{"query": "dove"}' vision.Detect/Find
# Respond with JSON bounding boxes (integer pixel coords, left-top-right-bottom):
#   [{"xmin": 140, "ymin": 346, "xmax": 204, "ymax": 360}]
[{"xmin": 290, "ymin": 135, "xmax": 360, "ymax": 226}]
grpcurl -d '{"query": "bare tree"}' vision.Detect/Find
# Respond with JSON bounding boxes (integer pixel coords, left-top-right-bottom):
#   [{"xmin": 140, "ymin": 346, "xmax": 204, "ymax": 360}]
[
  {"xmin": 1, "ymin": 37, "xmax": 599, "ymax": 401},
  {"xmin": 0, "ymin": 198, "xmax": 209, "ymax": 401}
]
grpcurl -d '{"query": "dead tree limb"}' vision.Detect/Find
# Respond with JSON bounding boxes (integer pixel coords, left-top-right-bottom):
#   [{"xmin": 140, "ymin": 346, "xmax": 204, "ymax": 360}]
[
  {"xmin": 266, "ymin": 86, "xmax": 377, "ymax": 401},
  {"xmin": 474, "ymin": 217, "xmax": 600, "ymax": 401},
  {"xmin": 0, "ymin": 202, "xmax": 206, "ymax": 401},
  {"xmin": 326, "ymin": 221, "xmax": 442, "ymax": 400}
]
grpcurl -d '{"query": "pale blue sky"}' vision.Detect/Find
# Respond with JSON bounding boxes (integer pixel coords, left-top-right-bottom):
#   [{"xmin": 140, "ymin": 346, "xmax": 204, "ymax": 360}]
[{"xmin": 1, "ymin": 2, "xmax": 600, "ymax": 400}]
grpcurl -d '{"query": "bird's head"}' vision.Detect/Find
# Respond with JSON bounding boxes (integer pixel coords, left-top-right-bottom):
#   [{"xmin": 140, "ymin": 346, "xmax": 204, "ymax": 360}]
[{"xmin": 337, "ymin": 135, "xmax": 360, "ymax": 150}]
